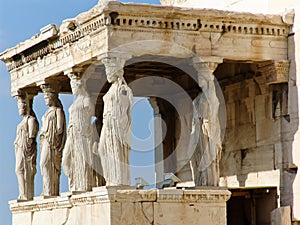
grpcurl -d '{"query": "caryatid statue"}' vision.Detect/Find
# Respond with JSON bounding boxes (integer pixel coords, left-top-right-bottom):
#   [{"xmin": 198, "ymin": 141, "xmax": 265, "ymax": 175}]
[
  {"xmin": 40, "ymin": 83, "xmax": 66, "ymax": 196},
  {"xmin": 189, "ymin": 59, "xmax": 223, "ymax": 187},
  {"xmin": 191, "ymin": 92, "xmax": 222, "ymax": 186},
  {"xmin": 98, "ymin": 55, "xmax": 133, "ymax": 186},
  {"xmin": 14, "ymin": 91, "xmax": 39, "ymax": 200},
  {"xmin": 63, "ymin": 73, "xmax": 102, "ymax": 191}
]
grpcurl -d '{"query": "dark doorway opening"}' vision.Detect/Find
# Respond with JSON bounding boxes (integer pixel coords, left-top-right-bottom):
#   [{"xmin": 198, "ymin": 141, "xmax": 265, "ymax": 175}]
[{"xmin": 227, "ymin": 187, "xmax": 278, "ymax": 225}]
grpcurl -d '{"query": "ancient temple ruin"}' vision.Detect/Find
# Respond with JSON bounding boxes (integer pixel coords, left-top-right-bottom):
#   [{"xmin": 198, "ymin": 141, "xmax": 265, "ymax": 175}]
[{"xmin": 1, "ymin": 0, "xmax": 300, "ymax": 224}]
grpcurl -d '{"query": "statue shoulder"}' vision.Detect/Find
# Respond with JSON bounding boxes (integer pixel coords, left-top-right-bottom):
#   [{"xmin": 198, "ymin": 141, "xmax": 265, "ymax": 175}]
[
  {"xmin": 55, "ymin": 107, "xmax": 65, "ymax": 116},
  {"xmin": 28, "ymin": 115, "xmax": 38, "ymax": 124}
]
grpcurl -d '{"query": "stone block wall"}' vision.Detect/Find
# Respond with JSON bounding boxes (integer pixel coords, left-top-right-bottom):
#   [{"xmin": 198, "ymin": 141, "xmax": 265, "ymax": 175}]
[
  {"xmin": 220, "ymin": 67, "xmax": 283, "ymax": 189},
  {"xmin": 9, "ymin": 187, "xmax": 231, "ymax": 225}
]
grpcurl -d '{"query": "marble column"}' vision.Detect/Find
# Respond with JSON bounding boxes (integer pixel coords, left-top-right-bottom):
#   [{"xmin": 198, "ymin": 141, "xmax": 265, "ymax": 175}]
[
  {"xmin": 97, "ymin": 52, "xmax": 133, "ymax": 186},
  {"xmin": 39, "ymin": 82, "xmax": 66, "ymax": 196},
  {"xmin": 149, "ymin": 97, "xmax": 164, "ymax": 188},
  {"xmin": 191, "ymin": 57, "xmax": 223, "ymax": 186},
  {"xmin": 14, "ymin": 90, "xmax": 39, "ymax": 200}
]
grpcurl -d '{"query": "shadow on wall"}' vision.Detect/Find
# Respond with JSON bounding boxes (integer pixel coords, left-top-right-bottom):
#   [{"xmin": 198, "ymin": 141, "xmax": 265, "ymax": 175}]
[{"xmin": 216, "ymin": 59, "xmax": 298, "ymax": 203}]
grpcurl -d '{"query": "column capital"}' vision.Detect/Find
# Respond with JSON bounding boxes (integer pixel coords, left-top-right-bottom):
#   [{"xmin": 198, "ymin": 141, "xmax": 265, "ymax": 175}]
[
  {"xmin": 97, "ymin": 51, "xmax": 132, "ymax": 63},
  {"xmin": 192, "ymin": 56, "xmax": 223, "ymax": 72},
  {"xmin": 63, "ymin": 68, "xmax": 82, "ymax": 79},
  {"xmin": 98, "ymin": 51, "xmax": 132, "ymax": 82},
  {"xmin": 39, "ymin": 81, "xmax": 61, "ymax": 94},
  {"xmin": 12, "ymin": 89, "xmax": 38, "ymax": 99},
  {"xmin": 192, "ymin": 56, "xmax": 223, "ymax": 84}
]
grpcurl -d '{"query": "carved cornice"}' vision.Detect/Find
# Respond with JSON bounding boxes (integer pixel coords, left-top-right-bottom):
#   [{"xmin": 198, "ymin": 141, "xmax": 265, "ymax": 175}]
[{"xmin": 0, "ymin": 2, "xmax": 291, "ymax": 72}]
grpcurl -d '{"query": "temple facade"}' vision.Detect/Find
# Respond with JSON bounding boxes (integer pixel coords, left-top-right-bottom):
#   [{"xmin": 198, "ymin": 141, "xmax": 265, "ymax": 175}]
[{"xmin": 1, "ymin": 0, "xmax": 300, "ymax": 224}]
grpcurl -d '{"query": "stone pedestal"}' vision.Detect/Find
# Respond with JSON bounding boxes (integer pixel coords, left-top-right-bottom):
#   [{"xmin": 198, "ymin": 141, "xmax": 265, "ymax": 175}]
[{"xmin": 9, "ymin": 187, "xmax": 231, "ymax": 225}]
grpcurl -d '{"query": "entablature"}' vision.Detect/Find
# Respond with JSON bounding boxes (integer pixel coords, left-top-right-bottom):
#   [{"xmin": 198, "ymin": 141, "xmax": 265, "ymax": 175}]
[{"xmin": 0, "ymin": 1, "xmax": 294, "ymax": 95}]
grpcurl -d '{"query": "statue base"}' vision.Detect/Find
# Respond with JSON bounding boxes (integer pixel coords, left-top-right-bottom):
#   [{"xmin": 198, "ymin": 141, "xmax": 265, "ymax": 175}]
[{"xmin": 9, "ymin": 186, "xmax": 231, "ymax": 225}]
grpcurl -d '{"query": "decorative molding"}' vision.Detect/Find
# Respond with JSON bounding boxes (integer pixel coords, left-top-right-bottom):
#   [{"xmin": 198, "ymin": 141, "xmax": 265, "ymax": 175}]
[
  {"xmin": 9, "ymin": 188, "xmax": 230, "ymax": 213},
  {"xmin": 258, "ymin": 60, "xmax": 290, "ymax": 84},
  {"xmin": 157, "ymin": 189, "xmax": 231, "ymax": 203},
  {"xmin": 2, "ymin": 2, "xmax": 291, "ymax": 72}
]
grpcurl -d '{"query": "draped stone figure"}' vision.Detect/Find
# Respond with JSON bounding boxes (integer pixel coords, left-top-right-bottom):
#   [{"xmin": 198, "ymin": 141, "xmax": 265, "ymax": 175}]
[
  {"xmin": 98, "ymin": 58, "xmax": 133, "ymax": 186},
  {"xmin": 63, "ymin": 75, "xmax": 101, "ymax": 191},
  {"xmin": 14, "ymin": 92, "xmax": 39, "ymax": 200},
  {"xmin": 189, "ymin": 91, "xmax": 222, "ymax": 186},
  {"xmin": 40, "ymin": 84, "xmax": 66, "ymax": 196}
]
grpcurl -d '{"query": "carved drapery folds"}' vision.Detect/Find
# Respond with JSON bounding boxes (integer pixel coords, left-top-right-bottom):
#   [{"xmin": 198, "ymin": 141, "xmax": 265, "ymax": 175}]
[
  {"xmin": 40, "ymin": 82, "xmax": 66, "ymax": 196},
  {"xmin": 98, "ymin": 52, "xmax": 133, "ymax": 186},
  {"xmin": 62, "ymin": 72, "xmax": 105, "ymax": 192},
  {"xmin": 14, "ymin": 91, "xmax": 39, "ymax": 200},
  {"xmin": 190, "ymin": 57, "xmax": 223, "ymax": 186}
]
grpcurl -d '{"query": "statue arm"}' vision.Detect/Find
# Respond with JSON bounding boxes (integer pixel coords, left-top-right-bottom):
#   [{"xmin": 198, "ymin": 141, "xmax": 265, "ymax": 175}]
[
  {"xmin": 27, "ymin": 117, "xmax": 38, "ymax": 151},
  {"xmin": 56, "ymin": 108, "xmax": 65, "ymax": 135},
  {"xmin": 28, "ymin": 117, "xmax": 38, "ymax": 139},
  {"xmin": 119, "ymin": 85, "xmax": 133, "ymax": 131}
]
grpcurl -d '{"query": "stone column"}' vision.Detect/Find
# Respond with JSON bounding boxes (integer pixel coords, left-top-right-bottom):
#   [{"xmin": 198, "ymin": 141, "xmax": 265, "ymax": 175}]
[
  {"xmin": 39, "ymin": 81, "xmax": 66, "ymax": 196},
  {"xmin": 14, "ymin": 90, "xmax": 39, "ymax": 201},
  {"xmin": 148, "ymin": 97, "xmax": 164, "ymax": 188},
  {"xmin": 191, "ymin": 56, "xmax": 223, "ymax": 186},
  {"xmin": 97, "ymin": 52, "xmax": 133, "ymax": 186}
]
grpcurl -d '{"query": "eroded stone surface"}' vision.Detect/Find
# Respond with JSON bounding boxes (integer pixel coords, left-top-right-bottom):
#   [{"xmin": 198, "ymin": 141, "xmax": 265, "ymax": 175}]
[
  {"xmin": 10, "ymin": 188, "xmax": 230, "ymax": 225},
  {"xmin": 271, "ymin": 206, "xmax": 292, "ymax": 225}
]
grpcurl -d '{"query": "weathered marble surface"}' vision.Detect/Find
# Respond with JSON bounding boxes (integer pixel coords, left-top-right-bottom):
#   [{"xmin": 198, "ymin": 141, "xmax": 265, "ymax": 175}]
[
  {"xmin": 40, "ymin": 83, "xmax": 66, "ymax": 196},
  {"xmin": 62, "ymin": 74, "xmax": 102, "ymax": 192},
  {"xmin": 271, "ymin": 206, "xmax": 291, "ymax": 225},
  {"xmin": 0, "ymin": 1, "xmax": 292, "ymax": 95},
  {"xmin": 9, "ymin": 187, "xmax": 231, "ymax": 225},
  {"xmin": 190, "ymin": 92, "xmax": 221, "ymax": 186},
  {"xmin": 98, "ymin": 55, "xmax": 133, "ymax": 186},
  {"xmin": 14, "ymin": 92, "xmax": 39, "ymax": 200},
  {"xmin": 0, "ymin": 0, "xmax": 299, "ymax": 223}
]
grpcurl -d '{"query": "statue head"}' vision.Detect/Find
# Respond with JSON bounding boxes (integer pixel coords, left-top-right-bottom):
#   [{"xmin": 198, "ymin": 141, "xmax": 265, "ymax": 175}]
[
  {"xmin": 102, "ymin": 57, "xmax": 125, "ymax": 83},
  {"xmin": 17, "ymin": 98, "xmax": 28, "ymax": 116},
  {"xmin": 44, "ymin": 92, "xmax": 58, "ymax": 107},
  {"xmin": 15, "ymin": 91, "xmax": 31, "ymax": 116},
  {"xmin": 69, "ymin": 74, "xmax": 87, "ymax": 96},
  {"xmin": 40, "ymin": 83, "xmax": 62, "ymax": 108}
]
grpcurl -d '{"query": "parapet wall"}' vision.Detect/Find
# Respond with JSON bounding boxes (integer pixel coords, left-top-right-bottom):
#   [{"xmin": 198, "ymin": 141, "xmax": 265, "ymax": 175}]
[{"xmin": 10, "ymin": 187, "xmax": 231, "ymax": 225}]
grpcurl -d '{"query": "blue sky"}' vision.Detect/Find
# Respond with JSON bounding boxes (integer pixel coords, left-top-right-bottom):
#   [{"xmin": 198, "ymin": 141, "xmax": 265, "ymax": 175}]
[{"xmin": 0, "ymin": 0, "xmax": 160, "ymax": 224}]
